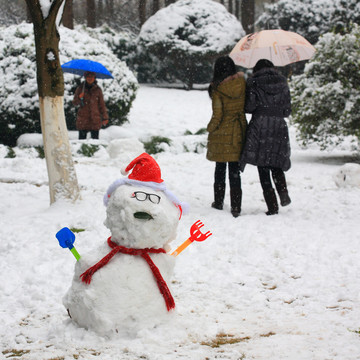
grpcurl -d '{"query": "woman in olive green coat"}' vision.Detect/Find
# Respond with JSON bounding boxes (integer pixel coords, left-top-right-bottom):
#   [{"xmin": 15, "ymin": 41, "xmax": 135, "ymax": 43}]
[{"xmin": 206, "ymin": 56, "xmax": 247, "ymax": 217}]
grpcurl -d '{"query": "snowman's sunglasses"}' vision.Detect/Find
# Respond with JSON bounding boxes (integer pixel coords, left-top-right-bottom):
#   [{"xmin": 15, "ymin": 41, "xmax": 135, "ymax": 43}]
[{"xmin": 131, "ymin": 191, "xmax": 161, "ymax": 204}]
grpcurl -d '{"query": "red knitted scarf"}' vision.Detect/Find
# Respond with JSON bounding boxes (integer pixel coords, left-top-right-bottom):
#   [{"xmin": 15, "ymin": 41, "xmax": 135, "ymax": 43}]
[{"xmin": 80, "ymin": 237, "xmax": 175, "ymax": 311}]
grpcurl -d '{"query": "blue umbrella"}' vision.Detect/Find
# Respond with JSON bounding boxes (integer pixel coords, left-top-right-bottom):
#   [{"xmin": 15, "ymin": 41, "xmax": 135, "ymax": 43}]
[{"xmin": 61, "ymin": 59, "xmax": 113, "ymax": 79}]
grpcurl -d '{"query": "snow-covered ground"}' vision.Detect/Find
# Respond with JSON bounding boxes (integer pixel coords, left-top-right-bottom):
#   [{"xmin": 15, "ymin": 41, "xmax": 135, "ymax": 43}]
[{"xmin": 1, "ymin": 85, "xmax": 360, "ymax": 359}]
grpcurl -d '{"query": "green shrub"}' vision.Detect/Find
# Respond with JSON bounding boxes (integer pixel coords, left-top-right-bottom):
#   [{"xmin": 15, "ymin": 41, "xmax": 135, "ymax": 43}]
[
  {"xmin": 35, "ymin": 146, "xmax": 45, "ymax": 159},
  {"xmin": 5, "ymin": 147, "xmax": 16, "ymax": 158},
  {"xmin": 143, "ymin": 136, "xmax": 172, "ymax": 154},
  {"xmin": 184, "ymin": 128, "xmax": 207, "ymax": 135},
  {"xmin": 195, "ymin": 128, "xmax": 207, "ymax": 135},
  {"xmin": 77, "ymin": 144, "xmax": 101, "ymax": 157}
]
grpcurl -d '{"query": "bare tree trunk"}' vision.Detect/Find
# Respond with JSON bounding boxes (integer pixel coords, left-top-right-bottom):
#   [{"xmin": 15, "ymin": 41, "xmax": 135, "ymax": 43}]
[
  {"xmin": 26, "ymin": 3, "xmax": 32, "ymax": 23},
  {"xmin": 241, "ymin": 0, "xmax": 255, "ymax": 34},
  {"xmin": 87, "ymin": 0, "xmax": 96, "ymax": 28},
  {"xmin": 229, "ymin": 0, "xmax": 233, "ymax": 14},
  {"xmin": 139, "ymin": 0, "xmax": 146, "ymax": 27},
  {"xmin": 104, "ymin": 0, "xmax": 114, "ymax": 25},
  {"xmin": 96, "ymin": 0, "xmax": 105, "ymax": 26},
  {"xmin": 24, "ymin": 0, "xmax": 80, "ymax": 204},
  {"xmin": 152, "ymin": 0, "xmax": 159, "ymax": 15},
  {"xmin": 62, "ymin": 0, "xmax": 74, "ymax": 29},
  {"xmin": 235, "ymin": 0, "xmax": 241, "ymax": 20}
]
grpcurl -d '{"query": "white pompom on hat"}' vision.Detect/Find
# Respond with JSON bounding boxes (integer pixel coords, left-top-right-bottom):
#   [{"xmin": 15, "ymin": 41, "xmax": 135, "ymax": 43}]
[{"xmin": 104, "ymin": 153, "xmax": 189, "ymax": 217}]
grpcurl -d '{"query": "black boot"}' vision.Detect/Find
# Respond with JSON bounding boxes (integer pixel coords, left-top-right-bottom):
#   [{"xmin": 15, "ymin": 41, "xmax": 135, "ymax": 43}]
[
  {"xmin": 272, "ymin": 171, "xmax": 291, "ymax": 207},
  {"xmin": 211, "ymin": 184, "xmax": 225, "ymax": 210},
  {"xmin": 278, "ymin": 190, "xmax": 291, "ymax": 207},
  {"xmin": 230, "ymin": 188, "xmax": 242, "ymax": 217},
  {"xmin": 263, "ymin": 188, "xmax": 279, "ymax": 215}
]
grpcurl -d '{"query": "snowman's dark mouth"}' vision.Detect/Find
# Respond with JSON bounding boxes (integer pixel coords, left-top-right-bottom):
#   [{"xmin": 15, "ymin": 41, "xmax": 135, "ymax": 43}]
[{"xmin": 133, "ymin": 212, "xmax": 154, "ymax": 220}]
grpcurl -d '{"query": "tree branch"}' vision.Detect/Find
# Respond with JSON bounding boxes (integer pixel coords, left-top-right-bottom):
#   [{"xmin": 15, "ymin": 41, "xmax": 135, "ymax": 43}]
[
  {"xmin": 24, "ymin": 0, "xmax": 65, "ymax": 26},
  {"xmin": 24, "ymin": 0, "xmax": 43, "ymax": 24},
  {"xmin": 46, "ymin": 0, "xmax": 66, "ymax": 26}
]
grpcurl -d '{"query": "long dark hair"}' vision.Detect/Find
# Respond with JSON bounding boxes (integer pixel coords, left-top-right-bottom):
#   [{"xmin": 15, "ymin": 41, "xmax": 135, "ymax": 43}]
[{"xmin": 208, "ymin": 56, "xmax": 236, "ymax": 98}]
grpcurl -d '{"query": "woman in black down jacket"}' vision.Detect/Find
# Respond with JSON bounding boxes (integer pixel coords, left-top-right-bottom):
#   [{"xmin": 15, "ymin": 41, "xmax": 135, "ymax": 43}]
[{"xmin": 240, "ymin": 59, "xmax": 291, "ymax": 215}]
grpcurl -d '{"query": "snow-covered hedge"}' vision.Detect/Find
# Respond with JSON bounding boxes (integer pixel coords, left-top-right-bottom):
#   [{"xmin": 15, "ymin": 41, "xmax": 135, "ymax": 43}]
[
  {"xmin": 257, "ymin": 0, "xmax": 333, "ymax": 45},
  {"xmin": 77, "ymin": 24, "xmax": 137, "ymax": 64},
  {"xmin": 257, "ymin": 0, "xmax": 360, "ymax": 45},
  {"xmin": 0, "ymin": 23, "xmax": 138, "ymax": 146},
  {"xmin": 137, "ymin": 0, "xmax": 244, "ymax": 88},
  {"xmin": 290, "ymin": 24, "xmax": 360, "ymax": 149},
  {"xmin": 331, "ymin": 0, "xmax": 360, "ymax": 34}
]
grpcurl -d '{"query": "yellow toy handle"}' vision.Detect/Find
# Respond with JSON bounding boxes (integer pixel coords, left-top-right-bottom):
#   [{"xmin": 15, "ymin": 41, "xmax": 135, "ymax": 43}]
[{"xmin": 170, "ymin": 238, "xmax": 192, "ymax": 257}]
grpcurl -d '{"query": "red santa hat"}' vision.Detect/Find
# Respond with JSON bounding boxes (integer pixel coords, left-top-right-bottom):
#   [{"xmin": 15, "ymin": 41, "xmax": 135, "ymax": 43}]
[
  {"xmin": 121, "ymin": 153, "xmax": 164, "ymax": 183},
  {"xmin": 104, "ymin": 153, "xmax": 189, "ymax": 217}
]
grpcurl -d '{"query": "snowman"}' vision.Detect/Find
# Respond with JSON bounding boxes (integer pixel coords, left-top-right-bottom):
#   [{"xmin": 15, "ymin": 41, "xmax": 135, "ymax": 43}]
[{"xmin": 63, "ymin": 153, "xmax": 188, "ymax": 337}]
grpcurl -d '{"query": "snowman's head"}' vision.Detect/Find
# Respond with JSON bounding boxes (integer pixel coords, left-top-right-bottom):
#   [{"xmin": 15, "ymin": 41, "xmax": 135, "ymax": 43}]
[
  {"xmin": 104, "ymin": 153, "xmax": 188, "ymax": 249},
  {"xmin": 105, "ymin": 184, "xmax": 180, "ymax": 249}
]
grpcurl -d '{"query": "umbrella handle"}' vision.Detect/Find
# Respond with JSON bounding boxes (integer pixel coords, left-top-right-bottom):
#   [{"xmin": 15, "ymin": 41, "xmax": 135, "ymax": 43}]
[{"xmin": 80, "ymin": 82, "xmax": 85, "ymax": 107}]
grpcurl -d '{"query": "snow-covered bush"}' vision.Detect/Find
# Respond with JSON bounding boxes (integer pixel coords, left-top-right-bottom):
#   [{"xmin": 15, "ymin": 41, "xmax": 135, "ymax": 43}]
[
  {"xmin": 290, "ymin": 24, "xmax": 360, "ymax": 149},
  {"xmin": 257, "ymin": 0, "xmax": 359, "ymax": 45},
  {"xmin": 0, "ymin": 23, "xmax": 138, "ymax": 146},
  {"xmin": 256, "ymin": 0, "xmax": 334, "ymax": 44},
  {"xmin": 330, "ymin": 0, "xmax": 360, "ymax": 34},
  {"xmin": 78, "ymin": 25, "xmax": 140, "ymax": 84},
  {"xmin": 77, "ymin": 25, "xmax": 137, "ymax": 64},
  {"xmin": 137, "ymin": 0, "xmax": 244, "ymax": 89}
]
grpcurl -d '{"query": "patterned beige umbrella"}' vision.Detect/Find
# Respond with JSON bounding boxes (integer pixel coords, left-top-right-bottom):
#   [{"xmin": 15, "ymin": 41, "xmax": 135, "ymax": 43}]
[{"xmin": 230, "ymin": 29, "xmax": 316, "ymax": 68}]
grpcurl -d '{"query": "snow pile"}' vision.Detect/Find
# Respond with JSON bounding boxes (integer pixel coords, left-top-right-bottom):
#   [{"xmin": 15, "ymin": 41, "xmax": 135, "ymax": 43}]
[
  {"xmin": 107, "ymin": 138, "xmax": 145, "ymax": 164},
  {"xmin": 334, "ymin": 163, "xmax": 360, "ymax": 188}
]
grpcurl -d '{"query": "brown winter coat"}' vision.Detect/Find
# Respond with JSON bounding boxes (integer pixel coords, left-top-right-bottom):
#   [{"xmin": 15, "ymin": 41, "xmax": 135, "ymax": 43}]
[
  {"xmin": 206, "ymin": 73, "xmax": 247, "ymax": 162},
  {"xmin": 73, "ymin": 82, "xmax": 109, "ymax": 131}
]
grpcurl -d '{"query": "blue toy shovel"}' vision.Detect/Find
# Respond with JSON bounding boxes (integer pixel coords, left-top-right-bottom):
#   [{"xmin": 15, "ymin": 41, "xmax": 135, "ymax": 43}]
[{"xmin": 56, "ymin": 227, "xmax": 81, "ymax": 261}]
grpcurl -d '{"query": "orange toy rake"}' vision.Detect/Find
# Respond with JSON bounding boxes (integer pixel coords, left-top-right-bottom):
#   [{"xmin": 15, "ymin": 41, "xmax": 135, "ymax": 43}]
[{"xmin": 171, "ymin": 220, "xmax": 212, "ymax": 257}]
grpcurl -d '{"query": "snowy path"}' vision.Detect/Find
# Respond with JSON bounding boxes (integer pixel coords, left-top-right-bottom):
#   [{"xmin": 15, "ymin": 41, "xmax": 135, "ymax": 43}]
[{"xmin": 1, "ymin": 86, "xmax": 360, "ymax": 359}]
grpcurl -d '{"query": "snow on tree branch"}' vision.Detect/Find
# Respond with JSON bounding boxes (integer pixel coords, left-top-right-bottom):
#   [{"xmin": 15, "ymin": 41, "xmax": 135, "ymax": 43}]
[{"xmin": 38, "ymin": 0, "xmax": 65, "ymax": 26}]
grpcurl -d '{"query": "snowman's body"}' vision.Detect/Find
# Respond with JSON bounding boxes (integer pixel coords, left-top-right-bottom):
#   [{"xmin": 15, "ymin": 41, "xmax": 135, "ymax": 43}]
[{"xmin": 63, "ymin": 183, "xmax": 180, "ymax": 336}]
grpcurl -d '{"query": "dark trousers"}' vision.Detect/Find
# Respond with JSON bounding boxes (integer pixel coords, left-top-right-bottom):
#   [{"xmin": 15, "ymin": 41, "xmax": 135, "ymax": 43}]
[
  {"xmin": 257, "ymin": 166, "xmax": 286, "ymax": 191},
  {"xmin": 79, "ymin": 130, "xmax": 99, "ymax": 140},
  {"xmin": 214, "ymin": 162, "xmax": 241, "ymax": 188}
]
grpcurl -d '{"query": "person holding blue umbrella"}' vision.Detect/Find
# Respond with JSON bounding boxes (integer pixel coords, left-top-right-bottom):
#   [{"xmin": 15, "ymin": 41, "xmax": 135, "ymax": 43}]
[
  {"xmin": 73, "ymin": 71, "xmax": 109, "ymax": 140},
  {"xmin": 62, "ymin": 59, "xmax": 113, "ymax": 140}
]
